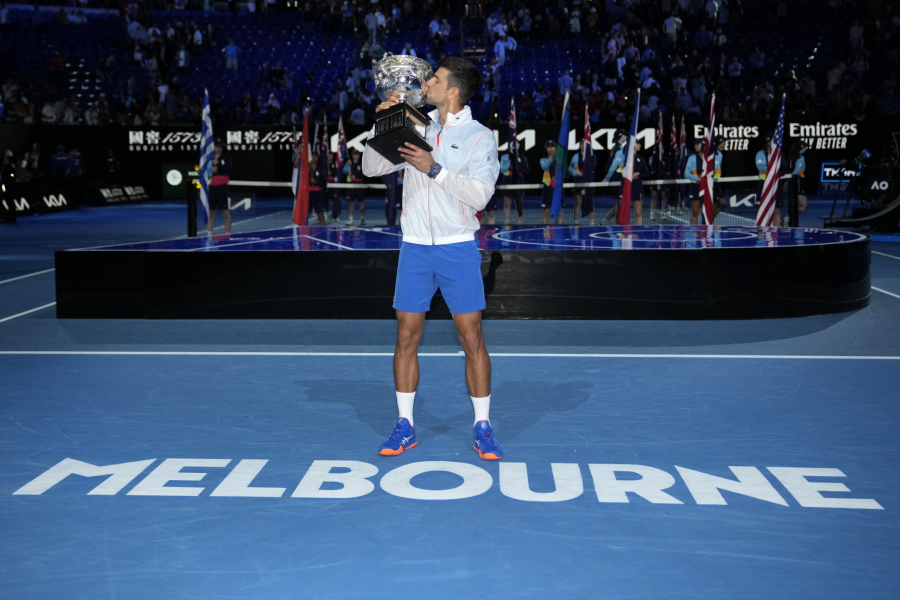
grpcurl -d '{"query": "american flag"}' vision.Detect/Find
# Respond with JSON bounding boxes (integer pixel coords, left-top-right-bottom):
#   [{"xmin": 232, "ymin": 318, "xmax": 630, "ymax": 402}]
[
  {"xmin": 619, "ymin": 89, "xmax": 641, "ymax": 225},
  {"xmin": 336, "ymin": 116, "xmax": 348, "ymax": 171},
  {"xmin": 756, "ymin": 95, "xmax": 786, "ymax": 226},
  {"xmin": 198, "ymin": 88, "xmax": 214, "ymax": 223},
  {"xmin": 698, "ymin": 93, "xmax": 716, "ymax": 225}
]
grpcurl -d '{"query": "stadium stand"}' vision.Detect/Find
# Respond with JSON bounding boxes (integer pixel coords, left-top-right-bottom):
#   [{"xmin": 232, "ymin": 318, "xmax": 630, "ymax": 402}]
[{"xmin": 0, "ymin": 0, "xmax": 897, "ymax": 128}]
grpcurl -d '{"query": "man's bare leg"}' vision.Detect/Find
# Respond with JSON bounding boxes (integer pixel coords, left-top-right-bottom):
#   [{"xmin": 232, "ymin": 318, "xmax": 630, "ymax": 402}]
[
  {"xmin": 452, "ymin": 310, "xmax": 490, "ymax": 398},
  {"xmin": 394, "ymin": 310, "xmax": 426, "ymax": 393}
]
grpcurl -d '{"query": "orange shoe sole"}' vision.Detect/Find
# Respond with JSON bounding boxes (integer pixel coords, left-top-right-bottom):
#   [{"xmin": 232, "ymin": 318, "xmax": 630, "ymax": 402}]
[
  {"xmin": 473, "ymin": 445, "xmax": 502, "ymax": 460},
  {"xmin": 379, "ymin": 441, "xmax": 416, "ymax": 456}
]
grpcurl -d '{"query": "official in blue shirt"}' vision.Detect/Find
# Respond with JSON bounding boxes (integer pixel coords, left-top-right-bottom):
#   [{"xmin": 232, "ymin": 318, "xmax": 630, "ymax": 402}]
[
  {"xmin": 50, "ymin": 145, "xmax": 70, "ymax": 188},
  {"xmin": 785, "ymin": 140, "xmax": 809, "ymax": 226},
  {"xmin": 684, "ymin": 138, "xmax": 704, "ymax": 224},
  {"xmin": 568, "ymin": 140, "xmax": 596, "ymax": 224}
]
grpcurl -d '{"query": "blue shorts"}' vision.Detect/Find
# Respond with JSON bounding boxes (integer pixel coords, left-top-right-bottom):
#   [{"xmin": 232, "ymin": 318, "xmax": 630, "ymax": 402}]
[{"xmin": 394, "ymin": 241, "xmax": 485, "ymax": 314}]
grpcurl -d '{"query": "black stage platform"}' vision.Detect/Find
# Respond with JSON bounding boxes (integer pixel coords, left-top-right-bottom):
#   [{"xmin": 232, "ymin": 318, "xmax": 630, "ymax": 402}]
[{"xmin": 55, "ymin": 225, "xmax": 870, "ymax": 320}]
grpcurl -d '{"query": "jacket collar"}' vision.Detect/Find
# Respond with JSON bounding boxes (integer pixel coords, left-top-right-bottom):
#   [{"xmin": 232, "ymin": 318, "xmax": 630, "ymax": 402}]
[{"xmin": 427, "ymin": 105, "xmax": 472, "ymax": 128}]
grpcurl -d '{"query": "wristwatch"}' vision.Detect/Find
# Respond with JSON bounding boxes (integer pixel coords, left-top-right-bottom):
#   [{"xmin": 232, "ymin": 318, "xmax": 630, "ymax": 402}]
[{"xmin": 427, "ymin": 163, "xmax": 443, "ymax": 179}]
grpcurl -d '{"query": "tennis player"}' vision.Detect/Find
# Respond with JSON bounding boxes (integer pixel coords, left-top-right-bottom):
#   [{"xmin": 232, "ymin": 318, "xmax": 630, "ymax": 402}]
[{"xmin": 362, "ymin": 57, "xmax": 503, "ymax": 460}]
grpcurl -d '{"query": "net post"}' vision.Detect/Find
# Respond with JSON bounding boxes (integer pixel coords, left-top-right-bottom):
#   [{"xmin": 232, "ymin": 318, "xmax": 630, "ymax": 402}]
[{"xmin": 187, "ymin": 183, "xmax": 197, "ymax": 238}]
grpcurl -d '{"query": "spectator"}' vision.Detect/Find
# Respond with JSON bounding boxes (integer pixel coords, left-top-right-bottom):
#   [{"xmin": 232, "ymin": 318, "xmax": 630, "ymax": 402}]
[
  {"xmin": 676, "ymin": 87, "xmax": 693, "ymax": 111},
  {"xmin": 727, "ymin": 56, "xmax": 743, "ymax": 91},
  {"xmin": 493, "ymin": 36, "xmax": 507, "ymax": 66},
  {"xmin": 663, "ymin": 12, "xmax": 682, "ymax": 44},
  {"xmin": 41, "ymin": 100, "xmax": 57, "ymax": 124},
  {"xmin": 192, "ymin": 24, "xmax": 203, "ymax": 50},
  {"xmin": 223, "ymin": 39, "xmax": 240, "ymax": 71},
  {"xmin": 401, "ymin": 42, "xmax": 417, "ymax": 58},
  {"xmin": 350, "ymin": 103, "xmax": 365, "ymax": 125},
  {"xmin": 428, "ymin": 16, "xmax": 440, "ymax": 39},
  {"xmin": 558, "ymin": 69, "xmax": 573, "ymax": 95},
  {"xmin": 206, "ymin": 24, "xmax": 217, "ymax": 50},
  {"xmin": 365, "ymin": 10, "xmax": 378, "ymax": 45},
  {"xmin": 695, "ymin": 24, "xmax": 710, "ymax": 48},
  {"xmin": 749, "ymin": 47, "xmax": 765, "ymax": 82}
]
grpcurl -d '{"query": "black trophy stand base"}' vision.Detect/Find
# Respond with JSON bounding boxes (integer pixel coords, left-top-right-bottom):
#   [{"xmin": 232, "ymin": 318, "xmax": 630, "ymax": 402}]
[{"xmin": 366, "ymin": 102, "xmax": 433, "ymax": 165}]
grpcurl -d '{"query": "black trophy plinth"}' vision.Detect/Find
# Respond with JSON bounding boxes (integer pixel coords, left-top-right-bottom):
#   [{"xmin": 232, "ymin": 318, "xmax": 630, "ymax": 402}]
[{"xmin": 366, "ymin": 102, "xmax": 433, "ymax": 164}]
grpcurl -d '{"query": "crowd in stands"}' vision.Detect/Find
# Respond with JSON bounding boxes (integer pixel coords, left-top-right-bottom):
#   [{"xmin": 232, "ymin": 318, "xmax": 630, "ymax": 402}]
[{"xmin": 0, "ymin": 0, "xmax": 898, "ymax": 129}]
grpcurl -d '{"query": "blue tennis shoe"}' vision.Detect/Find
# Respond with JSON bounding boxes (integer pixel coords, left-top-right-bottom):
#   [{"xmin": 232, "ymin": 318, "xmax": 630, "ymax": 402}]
[
  {"xmin": 378, "ymin": 417, "xmax": 417, "ymax": 456},
  {"xmin": 473, "ymin": 420, "xmax": 503, "ymax": 460}
]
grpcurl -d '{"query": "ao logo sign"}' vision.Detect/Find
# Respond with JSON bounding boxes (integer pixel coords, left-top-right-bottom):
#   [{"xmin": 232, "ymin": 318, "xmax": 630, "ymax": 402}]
[
  {"xmin": 12, "ymin": 457, "xmax": 883, "ymax": 509},
  {"xmin": 871, "ymin": 180, "xmax": 890, "ymax": 191}
]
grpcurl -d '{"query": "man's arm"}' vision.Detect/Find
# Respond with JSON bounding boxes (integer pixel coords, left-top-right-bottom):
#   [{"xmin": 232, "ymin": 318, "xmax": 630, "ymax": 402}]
[
  {"xmin": 361, "ymin": 95, "xmax": 409, "ymax": 177},
  {"xmin": 432, "ymin": 133, "xmax": 500, "ymax": 211},
  {"xmin": 361, "ymin": 131, "xmax": 408, "ymax": 177}
]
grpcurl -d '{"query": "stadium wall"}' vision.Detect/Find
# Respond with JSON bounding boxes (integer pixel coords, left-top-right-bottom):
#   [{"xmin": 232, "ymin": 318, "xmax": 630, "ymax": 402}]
[{"xmin": 3, "ymin": 119, "xmax": 898, "ymax": 199}]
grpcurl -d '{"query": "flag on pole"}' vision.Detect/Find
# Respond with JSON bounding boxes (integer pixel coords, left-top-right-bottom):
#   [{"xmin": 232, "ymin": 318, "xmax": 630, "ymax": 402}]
[
  {"xmin": 198, "ymin": 88, "xmax": 214, "ymax": 224},
  {"xmin": 698, "ymin": 93, "xmax": 717, "ymax": 225},
  {"xmin": 756, "ymin": 95, "xmax": 786, "ymax": 226},
  {"xmin": 336, "ymin": 116, "xmax": 348, "ymax": 172},
  {"xmin": 509, "ymin": 97, "xmax": 518, "ymax": 168},
  {"xmin": 321, "ymin": 120, "xmax": 329, "ymax": 159},
  {"xmin": 656, "ymin": 110, "xmax": 664, "ymax": 175},
  {"xmin": 581, "ymin": 102, "xmax": 594, "ymax": 218},
  {"xmin": 670, "ymin": 114, "xmax": 677, "ymax": 154},
  {"xmin": 292, "ymin": 107, "xmax": 310, "ymax": 226},
  {"xmin": 618, "ymin": 90, "xmax": 641, "ymax": 225},
  {"xmin": 313, "ymin": 120, "xmax": 320, "ymax": 160},
  {"xmin": 550, "ymin": 91, "xmax": 571, "ymax": 220},
  {"xmin": 679, "ymin": 116, "xmax": 686, "ymax": 164}
]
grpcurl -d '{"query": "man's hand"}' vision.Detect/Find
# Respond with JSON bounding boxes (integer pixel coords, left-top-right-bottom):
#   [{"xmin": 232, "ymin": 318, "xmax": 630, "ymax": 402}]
[
  {"xmin": 398, "ymin": 142, "xmax": 435, "ymax": 174},
  {"xmin": 375, "ymin": 92, "xmax": 399, "ymax": 113}
]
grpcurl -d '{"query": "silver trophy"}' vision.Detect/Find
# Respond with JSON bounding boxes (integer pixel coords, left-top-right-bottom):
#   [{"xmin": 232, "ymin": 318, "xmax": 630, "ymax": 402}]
[{"xmin": 367, "ymin": 52, "xmax": 434, "ymax": 164}]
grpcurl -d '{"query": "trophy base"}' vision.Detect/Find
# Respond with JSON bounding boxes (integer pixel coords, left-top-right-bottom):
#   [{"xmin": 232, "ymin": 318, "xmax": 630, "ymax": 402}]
[{"xmin": 367, "ymin": 103, "xmax": 434, "ymax": 165}]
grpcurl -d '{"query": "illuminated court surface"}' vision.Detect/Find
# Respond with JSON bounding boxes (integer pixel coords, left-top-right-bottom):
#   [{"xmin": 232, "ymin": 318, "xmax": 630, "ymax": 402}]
[
  {"xmin": 2, "ymin": 207, "xmax": 900, "ymax": 599},
  {"xmin": 83, "ymin": 224, "xmax": 868, "ymax": 251}
]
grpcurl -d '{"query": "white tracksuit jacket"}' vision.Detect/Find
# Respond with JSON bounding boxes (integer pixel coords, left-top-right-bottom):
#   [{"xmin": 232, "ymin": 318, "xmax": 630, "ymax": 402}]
[{"xmin": 361, "ymin": 105, "xmax": 500, "ymax": 245}]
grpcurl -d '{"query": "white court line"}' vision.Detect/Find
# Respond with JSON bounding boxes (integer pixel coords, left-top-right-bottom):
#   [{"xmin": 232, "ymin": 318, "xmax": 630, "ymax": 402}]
[
  {"xmin": 0, "ymin": 350, "xmax": 898, "ymax": 360},
  {"xmin": 0, "ymin": 302, "xmax": 56, "ymax": 324},
  {"xmin": 873, "ymin": 286, "xmax": 900, "ymax": 300},
  {"xmin": 873, "ymin": 251, "xmax": 900, "ymax": 261},
  {"xmin": 0, "ymin": 269, "xmax": 55, "ymax": 286},
  {"xmin": 302, "ymin": 235, "xmax": 354, "ymax": 250}
]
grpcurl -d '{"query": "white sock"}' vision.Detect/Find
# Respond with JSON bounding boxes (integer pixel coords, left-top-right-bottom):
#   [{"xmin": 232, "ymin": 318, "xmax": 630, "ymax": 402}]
[
  {"xmin": 396, "ymin": 391, "xmax": 416, "ymax": 426},
  {"xmin": 471, "ymin": 395, "xmax": 491, "ymax": 425}
]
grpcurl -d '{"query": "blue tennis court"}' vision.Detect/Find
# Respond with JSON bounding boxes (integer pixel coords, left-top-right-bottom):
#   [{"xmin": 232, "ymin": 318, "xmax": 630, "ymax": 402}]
[{"xmin": 2, "ymin": 203, "xmax": 900, "ymax": 599}]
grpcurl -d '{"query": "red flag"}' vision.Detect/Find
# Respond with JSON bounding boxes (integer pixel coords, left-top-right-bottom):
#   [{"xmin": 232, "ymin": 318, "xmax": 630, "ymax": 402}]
[
  {"xmin": 292, "ymin": 107, "xmax": 310, "ymax": 226},
  {"xmin": 698, "ymin": 94, "xmax": 716, "ymax": 225},
  {"xmin": 618, "ymin": 90, "xmax": 640, "ymax": 225}
]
